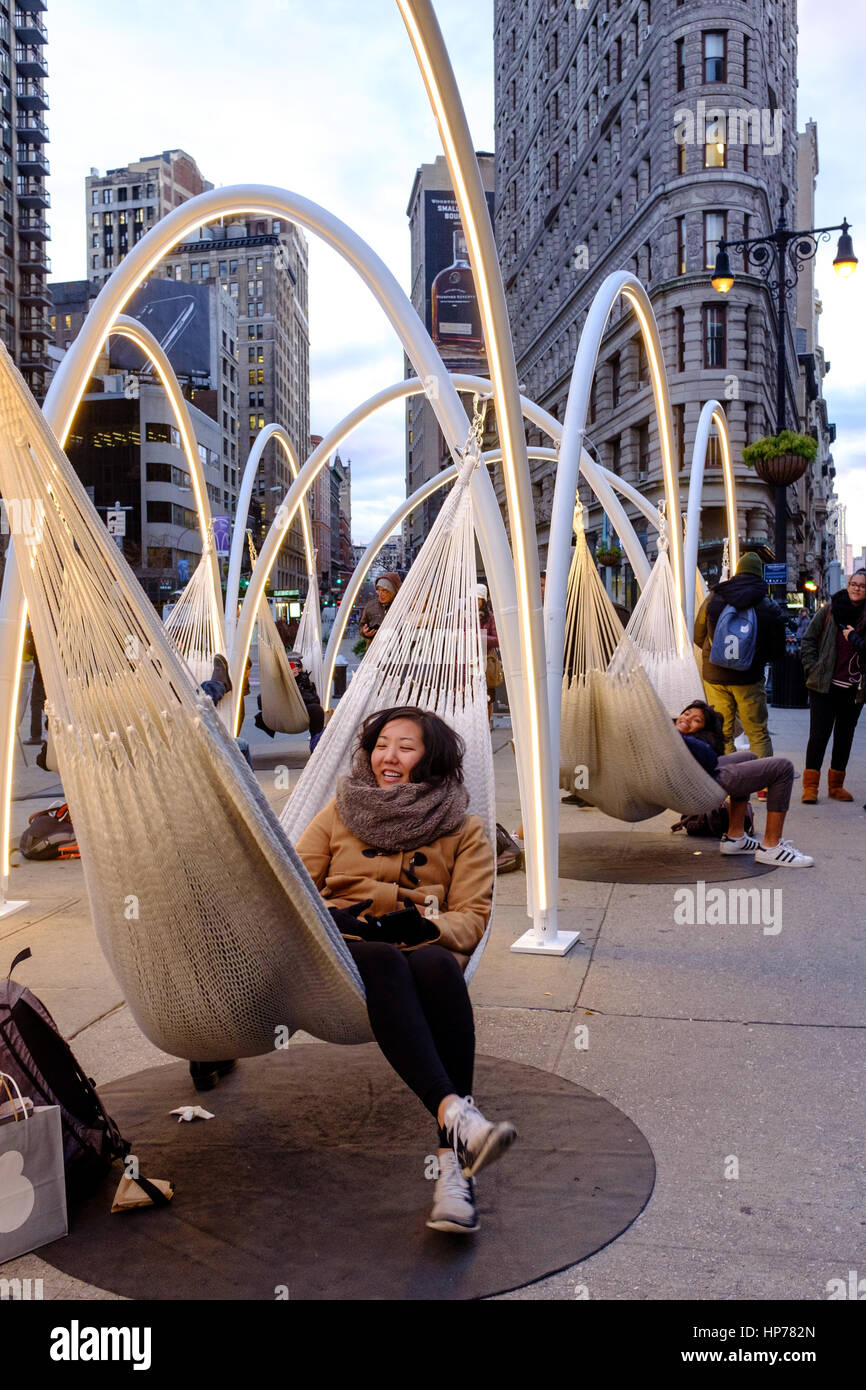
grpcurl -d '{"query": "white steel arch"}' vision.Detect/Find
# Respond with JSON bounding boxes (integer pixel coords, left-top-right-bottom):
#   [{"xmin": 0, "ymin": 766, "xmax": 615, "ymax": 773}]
[
  {"xmin": 684, "ymin": 401, "xmax": 740, "ymax": 636},
  {"xmin": 225, "ymin": 422, "xmax": 318, "ymax": 657}
]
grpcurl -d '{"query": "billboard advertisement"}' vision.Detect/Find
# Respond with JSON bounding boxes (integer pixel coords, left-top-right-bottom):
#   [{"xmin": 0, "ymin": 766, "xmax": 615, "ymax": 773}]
[
  {"xmin": 423, "ymin": 189, "xmax": 495, "ymax": 374},
  {"xmin": 109, "ymin": 278, "xmax": 211, "ymax": 381}
]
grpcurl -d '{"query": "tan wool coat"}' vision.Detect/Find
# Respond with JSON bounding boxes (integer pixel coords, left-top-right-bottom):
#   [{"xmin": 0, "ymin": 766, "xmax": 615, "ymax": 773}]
[{"xmin": 296, "ymin": 798, "xmax": 494, "ymax": 968}]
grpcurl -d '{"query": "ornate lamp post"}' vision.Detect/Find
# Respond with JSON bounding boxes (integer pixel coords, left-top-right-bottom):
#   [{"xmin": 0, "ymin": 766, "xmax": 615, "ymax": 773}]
[{"xmin": 712, "ymin": 195, "xmax": 856, "ymax": 695}]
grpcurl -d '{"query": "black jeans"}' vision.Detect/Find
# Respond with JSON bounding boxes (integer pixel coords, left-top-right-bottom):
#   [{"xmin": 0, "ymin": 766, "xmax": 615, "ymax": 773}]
[
  {"xmin": 805, "ymin": 686, "xmax": 863, "ymax": 772},
  {"xmin": 346, "ymin": 939, "xmax": 474, "ymax": 1122}
]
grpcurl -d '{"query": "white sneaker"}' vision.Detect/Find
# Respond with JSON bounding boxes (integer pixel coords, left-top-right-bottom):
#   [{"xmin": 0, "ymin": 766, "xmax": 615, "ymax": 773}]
[
  {"xmin": 754, "ymin": 839, "xmax": 814, "ymax": 869},
  {"xmin": 720, "ymin": 832, "xmax": 761, "ymax": 856},
  {"xmin": 440, "ymin": 1095, "xmax": 517, "ymax": 1178},
  {"xmin": 425, "ymin": 1150, "xmax": 479, "ymax": 1234}
]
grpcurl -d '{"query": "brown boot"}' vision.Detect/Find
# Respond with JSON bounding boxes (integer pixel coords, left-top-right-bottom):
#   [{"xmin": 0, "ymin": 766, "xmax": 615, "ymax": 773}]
[
  {"xmin": 828, "ymin": 769, "xmax": 854, "ymax": 802},
  {"xmin": 801, "ymin": 769, "xmax": 820, "ymax": 803}
]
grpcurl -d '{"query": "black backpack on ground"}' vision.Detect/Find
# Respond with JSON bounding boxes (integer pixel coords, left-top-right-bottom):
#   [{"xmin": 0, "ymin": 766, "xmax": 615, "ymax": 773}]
[
  {"xmin": 671, "ymin": 804, "xmax": 754, "ymax": 839},
  {"xmin": 0, "ymin": 947, "xmax": 130, "ymax": 1200}
]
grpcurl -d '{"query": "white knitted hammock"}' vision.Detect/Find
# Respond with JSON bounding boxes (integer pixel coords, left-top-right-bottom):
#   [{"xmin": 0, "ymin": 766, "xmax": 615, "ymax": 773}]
[
  {"xmin": 281, "ymin": 433, "xmax": 497, "ymax": 983},
  {"xmin": 608, "ymin": 507, "xmax": 705, "ymax": 717},
  {"xmin": 248, "ymin": 533, "xmax": 310, "ymax": 735},
  {"xmin": 295, "ymin": 569, "xmax": 324, "ymax": 707},
  {"xmin": 560, "ymin": 505, "xmax": 725, "ymax": 821},
  {"xmin": 162, "ymin": 555, "xmax": 221, "ymax": 690},
  {"xmin": 0, "ymin": 346, "xmax": 372, "ymax": 1058}
]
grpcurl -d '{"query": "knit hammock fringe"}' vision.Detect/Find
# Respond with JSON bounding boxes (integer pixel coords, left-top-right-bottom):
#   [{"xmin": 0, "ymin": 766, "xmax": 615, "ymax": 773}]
[
  {"xmin": 560, "ymin": 512, "xmax": 726, "ymax": 821},
  {"xmin": 0, "ymin": 345, "xmax": 371, "ymax": 1058},
  {"xmin": 280, "ymin": 450, "xmax": 496, "ymax": 983}
]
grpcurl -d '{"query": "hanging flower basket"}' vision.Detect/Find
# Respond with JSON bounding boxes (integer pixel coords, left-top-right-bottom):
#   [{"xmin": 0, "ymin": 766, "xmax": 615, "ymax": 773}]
[
  {"xmin": 742, "ymin": 431, "xmax": 817, "ymax": 487},
  {"xmin": 596, "ymin": 547, "xmax": 622, "ymax": 567}
]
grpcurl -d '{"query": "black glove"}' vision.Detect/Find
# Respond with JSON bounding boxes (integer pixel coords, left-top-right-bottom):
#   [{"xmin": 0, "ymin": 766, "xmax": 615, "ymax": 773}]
[
  {"xmin": 328, "ymin": 902, "xmax": 375, "ymax": 937},
  {"xmin": 375, "ymin": 902, "xmax": 440, "ymax": 947}
]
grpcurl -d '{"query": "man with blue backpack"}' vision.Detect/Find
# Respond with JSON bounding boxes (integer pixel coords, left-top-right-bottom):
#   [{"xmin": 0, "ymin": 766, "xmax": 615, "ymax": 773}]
[{"xmin": 694, "ymin": 552, "xmax": 786, "ymax": 757}]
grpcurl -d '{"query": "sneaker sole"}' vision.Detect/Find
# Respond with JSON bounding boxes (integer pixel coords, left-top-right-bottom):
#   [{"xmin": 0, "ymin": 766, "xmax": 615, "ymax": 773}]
[
  {"xmin": 754, "ymin": 857, "xmax": 814, "ymax": 869},
  {"xmin": 719, "ymin": 845, "xmax": 758, "ymax": 855},
  {"xmin": 425, "ymin": 1216, "xmax": 480, "ymax": 1234},
  {"xmin": 461, "ymin": 1122, "xmax": 517, "ymax": 1179}
]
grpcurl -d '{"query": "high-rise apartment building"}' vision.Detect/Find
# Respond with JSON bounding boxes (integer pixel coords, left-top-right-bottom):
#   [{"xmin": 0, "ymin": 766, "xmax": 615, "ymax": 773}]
[
  {"xmin": 1, "ymin": 1, "xmax": 50, "ymax": 401},
  {"xmin": 85, "ymin": 150, "xmax": 211, "ymax": 282},
  {"xmin": 405, "ymin": 154, "xmax": 495, "ymax": 564},
  {"xmin": 494, "ymin": 0, "xmax": 807, "ymax": 591},
  {"xmin": 158, "ymin": 219, "xmax": 310, "ymax": 592}
]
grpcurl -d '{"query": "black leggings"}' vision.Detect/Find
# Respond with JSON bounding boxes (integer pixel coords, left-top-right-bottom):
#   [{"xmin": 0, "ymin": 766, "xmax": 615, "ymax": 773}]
[
  {"xmin": 805, "ymin": 686, "xmax": 863, "ymax": 771},
  {"xmin": 346, "ymin": 940, "xmax": 474, "ymax": 1123}
]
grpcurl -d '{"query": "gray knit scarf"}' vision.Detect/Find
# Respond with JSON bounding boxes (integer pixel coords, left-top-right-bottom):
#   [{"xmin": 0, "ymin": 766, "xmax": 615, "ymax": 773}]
[{"xmin": 335, "ymin": 749, "xmax": 469, "ymax": 852}]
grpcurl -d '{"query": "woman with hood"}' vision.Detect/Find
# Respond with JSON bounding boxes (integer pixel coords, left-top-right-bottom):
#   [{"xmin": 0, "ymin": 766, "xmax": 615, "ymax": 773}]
[
  {"xmin": 799, "ymin": 570, "xmax": 866, "ymax": 802},
  {"xmin": 358, "ymin": 572, "xmax": 402, "ymax": 653}
]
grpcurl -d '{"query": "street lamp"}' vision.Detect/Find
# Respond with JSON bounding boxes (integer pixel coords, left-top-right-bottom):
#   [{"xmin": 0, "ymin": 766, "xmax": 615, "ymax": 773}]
[{"xmin": 711, "ymin": 194, "xmax": 856, "ymax": 661}]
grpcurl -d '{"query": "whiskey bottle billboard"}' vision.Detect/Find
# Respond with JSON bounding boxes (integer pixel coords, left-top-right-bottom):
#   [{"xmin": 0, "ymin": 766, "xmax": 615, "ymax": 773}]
[{"xmin": 424, "ymin": 190, "xmax": 494, "ymax": 372}]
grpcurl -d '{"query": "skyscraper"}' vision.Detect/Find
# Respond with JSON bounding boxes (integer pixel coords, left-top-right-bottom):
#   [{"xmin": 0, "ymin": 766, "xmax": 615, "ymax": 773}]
[
  {"xmin": 494, "ymin": 0, "xmax": 809, "ymax": 591},
  {"xmin": 159, "ymin": 218, "xmax": 310, "ymax": 592},
  {"xmin": 3, "ymin": 0, "xmax": 50, "ymax": 402},
  {"xmin": 405, "ymin": 154, "xmax": 495, "ymax": 564},
  {"xmin": 85, "ymin": 150, "xmax": 212, "ymax": 282}
]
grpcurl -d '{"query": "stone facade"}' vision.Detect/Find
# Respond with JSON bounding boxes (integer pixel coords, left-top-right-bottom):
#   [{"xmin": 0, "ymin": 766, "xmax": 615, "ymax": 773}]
[{"xmin": 493, "ymin": 0, "xmax": 825, "ymax": 594}]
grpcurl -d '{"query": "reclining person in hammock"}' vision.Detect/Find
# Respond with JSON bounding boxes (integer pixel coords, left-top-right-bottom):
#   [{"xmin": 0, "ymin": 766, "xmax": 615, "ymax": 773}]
[
  {"xmin": 295, "ymin": 704, "xmax": 517, "ymax": 1236},
  {"xmin": 675, "ymin": 700, "xmax": 814, "ymax": 868}
]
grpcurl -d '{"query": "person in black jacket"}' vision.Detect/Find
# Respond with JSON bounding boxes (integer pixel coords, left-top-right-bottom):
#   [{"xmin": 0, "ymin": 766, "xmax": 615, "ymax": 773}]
[
  {"xmin": 675, "ymin": 702, "xmax": 814, "ymax": 867},
  {"xmin": 693, "ymin": 552, "xmax": 786, "ymax": 756},
  {"xmin": 254, "ymin": 650, "xmax": 325, "ymax": 753}
]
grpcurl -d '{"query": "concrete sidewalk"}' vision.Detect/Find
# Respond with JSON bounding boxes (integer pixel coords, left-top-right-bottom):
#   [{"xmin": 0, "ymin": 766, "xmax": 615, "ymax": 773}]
[{"xmin": 2, "ymin": 698, "xmax": 864, "ymax": 1301}]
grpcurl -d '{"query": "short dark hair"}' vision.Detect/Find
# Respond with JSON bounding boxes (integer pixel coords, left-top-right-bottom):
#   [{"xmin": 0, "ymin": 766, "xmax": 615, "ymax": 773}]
[
  {"xmin": 357, "ymin": 706, "xmax": 465, "ymax": 785},
  {"xmin": 678, "ymin": 700, "xmax": 725, "ymax": 755}
]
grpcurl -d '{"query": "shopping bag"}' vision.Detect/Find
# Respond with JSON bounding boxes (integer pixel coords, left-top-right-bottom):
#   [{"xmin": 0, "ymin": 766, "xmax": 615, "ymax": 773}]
[{"xmin": 0, "ymin": 1076, "xmax": 68, "ymax": 1261}]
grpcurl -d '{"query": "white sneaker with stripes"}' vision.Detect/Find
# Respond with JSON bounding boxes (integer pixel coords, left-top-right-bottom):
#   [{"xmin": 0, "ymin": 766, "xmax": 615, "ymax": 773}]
[
  {"xmin": 425, "ymin": 1150, "xmax": 479, "ymax": 1234},
  {"xmin": 754, "ymin": 839, "xmax": 814, "ymax": 868},
  {"xmin": 720, "ymin": 832, "xmax": 761, "ymax": 856}
]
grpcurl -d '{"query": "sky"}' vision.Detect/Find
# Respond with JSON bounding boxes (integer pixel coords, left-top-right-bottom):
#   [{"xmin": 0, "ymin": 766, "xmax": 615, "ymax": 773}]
[{"xmin": 46, "ymin": 0, "xmax": 865, "ymax": 552}]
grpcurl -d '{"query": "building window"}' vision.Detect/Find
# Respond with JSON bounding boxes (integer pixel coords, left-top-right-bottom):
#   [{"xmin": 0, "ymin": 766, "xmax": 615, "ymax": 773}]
[
  {"xmin": 703, "ymin": 31, "xmax": 726, "ymax": 83},
  {"xmin": 190, "ymin": 263, "xmax": 200, "ymax": 281},
  {"xmin": 703, "ymin": 305, "xmax": 726, "ymax": 368},
  {"xmin": 91, "ymin": 190, "xmax": 99, "ymax": 206},
  {"xmin": 675, "ymin": 37, "xmax": 685, "ymax": 92},
  {"xmin": 703, "ymin": 210, "xmax": 727, "ymax": 269},
  {"xmin": 611, "ymin": 353, "xmax": 621, "ymax": 408},
  {"xmin": 145, "ymin": 422, "xmax": 181, "ymax": 447},
  {"xmin": 638, "ymin": 423, "xmax": 650, "ymax": 477},
  {"xmin": 636, "ymin": 337, "xmax": 649, "ymax": 388},
  {"xmin": 676, "ymin": 133, "xmax": 687, "ymax": 175},
  {"xmin": 103, "ymin": 188, "xmax": 113, "ymax": 204},
  {"xmin": 704, "ymin": 117, "xmax": 726, "ymax": 168},
  {"xmin": 674, "ymin": 403, "xmax": 686, "ymax": 471},
  {"xmin": 744, "ymin": 307, "xmax": 751, "ymax": 369},
  {"xmin": 676, "ymin": 215, "xmax": 687, "ymax": 275},
  {"xmin": 743, "ymin": 34, "xmax": 750, "ymax": 86},
  {"xmin": 706, "ymin": 431, "xmax": 722, "ymax": 468},
  {"xmin": 675, "ymin": 307, "xmax": 685, "ymax": 372}
]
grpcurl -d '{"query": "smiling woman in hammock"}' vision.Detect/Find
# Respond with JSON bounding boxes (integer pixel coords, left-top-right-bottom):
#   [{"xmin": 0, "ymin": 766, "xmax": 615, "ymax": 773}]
[
  {"xmin": 675, "ymin": 701, "xmax": 815, "ymax": 868},
  {"xmin": 295, "ymin": 704, "xmax": 516, "ymax": 1235}
]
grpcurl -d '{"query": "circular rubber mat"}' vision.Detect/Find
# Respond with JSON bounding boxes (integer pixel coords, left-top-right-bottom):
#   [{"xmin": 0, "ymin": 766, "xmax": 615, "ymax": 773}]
[
  {"xmin": 39, "ymin": 1047, "xmax": 654, "ymax": 1301},
  {"xmin": 559, "ymin": 831, "xmax": 777, "ymax": 884}
]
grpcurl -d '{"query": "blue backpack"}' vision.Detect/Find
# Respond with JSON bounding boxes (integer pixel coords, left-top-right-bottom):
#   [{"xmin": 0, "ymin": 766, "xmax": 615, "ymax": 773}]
[{"xmin": 709, "ymin": 603, "xmax": 758, "ymax": 671}]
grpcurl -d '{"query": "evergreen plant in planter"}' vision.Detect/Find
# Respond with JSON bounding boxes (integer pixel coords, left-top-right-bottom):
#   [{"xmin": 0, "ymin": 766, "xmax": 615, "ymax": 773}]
[
  {"xmin": 741, "ymin": 431, "xmax": 818, "ymax": 487},
  {"xmin": 595, "ymin": 546, "xmax": 622, "ymax": 567}
]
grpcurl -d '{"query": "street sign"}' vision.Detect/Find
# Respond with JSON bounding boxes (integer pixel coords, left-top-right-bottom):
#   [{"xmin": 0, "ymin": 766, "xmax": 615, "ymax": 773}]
[
  {"xmin": 106, "ymin": 510, "xmax": 126, "ymax": 537},
  {"xmin": 763, "ymin": 563, "xmax": 787, "ymax": 586}
]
